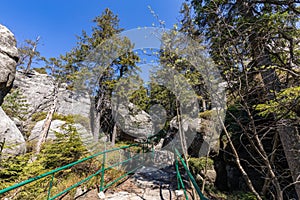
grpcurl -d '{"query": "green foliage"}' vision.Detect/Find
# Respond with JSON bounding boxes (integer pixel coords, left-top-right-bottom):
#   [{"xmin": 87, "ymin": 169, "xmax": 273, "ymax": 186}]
[
  {"xmin": 2, "ymin": 88, "xmax": 29, "ymax": 120},
  {"xmin": 52, "ymin": 113, "xmax": 75, "ymax": 123},
  {"xmin": 129, "ymin": 85, "xmax": 150, "ymax": 111},
  {"xmin": 228, "ymin": 191, "xmax": 258, "ymax": 200},
  {"xmin": 149, "ymin": 82, "xmax": 176, "ymax": 120},
  {"xmin": 0, "ymin": 128, "xmax": 136, "ymax": 199},
  {"xmin": 0, "ymin": 153, "xmax": 49, "ymax": 200},
  {"xmin": 256, "ymin": 86, "xmax": 300, "ymax": 118},
  {"xmin": 189, "ymin": 1, "xmax": 300, "ymax": 198},
  {"xmin": 59, "ymin": 8, "xmax": 141, "ymax": 143},
  {"xmin": 66, "ymin": 8, "xmax": 140, "ymax": 93},
  {"xmin": 31, "ymin": 112, "xmax": 48, "ymax": 122},
  {"xmin": 43, "ymin": 56, "xmax": 69, "ymax": 83},
  {"xmin": 0, "ymin": 123, "xmax": 88, "ymax": 199},
  {"xmin": 198, "ymin": 110, "xmax": 217, "ymax": 120},
  {"xmin": 40, "ymin": 124, "xmax": 87, "ymax": 169},
  {"xmin": 0, "ymin": 154, "xmax": 30, "ymax": 186},
  {"xmin": 31, "ymin": 112, "xmax": 77, "ymax": 123},
  {"xmin": 188, "ymin": 157, "xmax": 214, "ymax": 175},
  {"xmin": 17, "ymin": 36, "xmax": 41, "ymax": 73},
  {"xmin": 33, "ymin": 67, "xmax": 47, "ymax": 74},
  {"xmin": 208, "ymin": 191, "xmax": 258, "ymax": 200}
]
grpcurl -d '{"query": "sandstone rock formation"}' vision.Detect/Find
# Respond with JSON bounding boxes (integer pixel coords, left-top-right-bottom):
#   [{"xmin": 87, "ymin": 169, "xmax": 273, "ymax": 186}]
[
  {"xmin": 0, "ymin": 107, "xmax": 26, "ymax": 157},
  {"xmin": 169, "ymin": 114, "xmax": 221, "ymax": 157},
  {"xmin": 115, "ymin": 103, "xmax": 153, "ymax": 140},
  {"xmin": 29, "ymin": 119, "xmax": 93, "ymax": 148},
  {"xmin": 0, "ymin": 24, "xmax": 18, "ymax": 106},
  {"xmin": 0, "ymin": 24, "xmax": 25, "ymax": 157},
  {"xmin": 1, "ymin": 69, "xmax": 93, "ymax": 155},
  {"xmin": 14, "ymin": 71, "xmax": 91, "ymax": 118}
]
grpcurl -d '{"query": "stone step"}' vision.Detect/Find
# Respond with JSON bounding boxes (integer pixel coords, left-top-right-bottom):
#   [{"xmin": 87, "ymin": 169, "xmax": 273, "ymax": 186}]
[
  {"xmin": 102, "ymin": 166, "xmax": 192, "ymax": 200},
  {"xmin": 104, "ymin": 189, "xmax": 186, "ymax": 200},
  {"xmin": 76, "ymin": 165, "xmax": 193, "ymax": 200}
]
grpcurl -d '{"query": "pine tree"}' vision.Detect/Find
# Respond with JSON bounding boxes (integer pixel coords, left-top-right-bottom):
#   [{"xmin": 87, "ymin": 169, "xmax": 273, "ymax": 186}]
[
  {"xmin": 2, "ymin": 88, "xmax": 29, "ymax": 121},
  {"xmin": 65, "ymin": 9, "xmax": 140, "ymax": 145},
  {"xmin": 17, "ymin": 36, "xmax": 41, "ymax": 73}
]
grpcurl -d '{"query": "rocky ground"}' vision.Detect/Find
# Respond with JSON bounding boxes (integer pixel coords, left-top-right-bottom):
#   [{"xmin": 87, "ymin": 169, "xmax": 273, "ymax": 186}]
[{"xmin": 76, "ymin": 165, "xmax": 193, "ymax": 200}]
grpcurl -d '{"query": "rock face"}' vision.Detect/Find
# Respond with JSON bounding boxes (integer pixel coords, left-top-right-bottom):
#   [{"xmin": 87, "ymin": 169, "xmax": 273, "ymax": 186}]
[
  {"xmin": 115, "ymin": 103, "xmax": 153, "ymax": 140},
  {"xmin": 29, "ymin": 119, "xmax": 93, "ymax": 148},
  {"xmin": 0, "ymin": 24, "xmax": 23, "ymax": 157},
  {"xmin": 0, "ymin": 107, "xmax": 26, "ymax": 157},
  {"xmin": 0, "ymin": 24, "xmax": 18, "ymax": 106},
  {"xmin": 169, "ymin": 115, "xmax": 220, "ymax": 157},
  {"xmin": 14, "ymin": 71, "xmax": 91, "ymax": 118}
]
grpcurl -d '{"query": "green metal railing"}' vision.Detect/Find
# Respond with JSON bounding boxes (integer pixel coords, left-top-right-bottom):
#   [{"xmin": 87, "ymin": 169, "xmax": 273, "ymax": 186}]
[
  {"xmin": 174, "ymin": 148, "xmax": 209, "ymax": 200},
  {"xmin": 1, "ymin": 138, "xmax": 208, "ymax": 200},
  {"xmin": 0, "ymin": 144, "xmax": 144, "ymax": 200}
]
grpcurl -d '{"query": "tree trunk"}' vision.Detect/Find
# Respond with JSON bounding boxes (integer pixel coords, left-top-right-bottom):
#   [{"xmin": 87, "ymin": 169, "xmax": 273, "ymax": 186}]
[
  {"xmin": 93, "ymin": 111, "xmax": 101, "ymax": 142},
  {"xmin": 251, "ymin": 33, "xmax": 284, "ymax": 199},
  {"xmin": 277, "ymin": 120, "xmax": 300, "ymax": 199},
  {"xmin": 111, "ymin": 124, "xmax": 117, "ymax": 146},
  {"xmin": 176, "ymin": 99, "xmax": 188, "ymax": 157},
  {"xmin": 25, "ymin": 36, "xmax": 40, "ymax": 74},
  {"xmin": 34, "ymin": 84, "xmax": 58, "ymax": 157},
  {"xmin": 202, "ymin": 99, "xmax": 206, "ymax": 111},
  {"xmin": 262, "ymin": 132, "xmax": 280, "ymax": 196},
  {"xmin": 93, "ymin": 94, "xmax": 105, "ymax": 142},
  {"xmin": 176, "ymin": 99, "xmax": 198, "ymax": 198},
  {"xmin": 111, "ymin": 95, "xmax": 120, "ymax": 146}
]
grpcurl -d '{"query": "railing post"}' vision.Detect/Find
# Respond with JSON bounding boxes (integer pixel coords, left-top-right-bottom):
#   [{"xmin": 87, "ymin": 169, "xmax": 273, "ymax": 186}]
[
  {"xmin": 175, "ymin": 156, "xmax": 189, "ymax": 200},
  {"xmin": 47, "ymin": 173, "xmax": 54, "ymax": 200},
  {"xmin": 175, "ymin": 148, "xmax": 208, "ymax": 200},
  {"xmin": 175, "ymin": 159, "xmax": 180, "ymax": 190},
  {"xmin": 100, "ymin": 152, "xmax": 106, "ymax": 192}
]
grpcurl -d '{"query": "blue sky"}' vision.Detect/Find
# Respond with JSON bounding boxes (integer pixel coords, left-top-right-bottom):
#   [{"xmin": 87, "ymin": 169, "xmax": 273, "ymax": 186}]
[{"xmin": 0, "ymin": 0, "xmax": 184, "ymax": 60}]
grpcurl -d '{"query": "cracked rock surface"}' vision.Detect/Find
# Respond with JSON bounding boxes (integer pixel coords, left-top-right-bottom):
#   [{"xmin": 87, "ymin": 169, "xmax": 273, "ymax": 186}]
[{"xmin": 0, "ymin": 24, "xmax": 18, "ymax": 106}]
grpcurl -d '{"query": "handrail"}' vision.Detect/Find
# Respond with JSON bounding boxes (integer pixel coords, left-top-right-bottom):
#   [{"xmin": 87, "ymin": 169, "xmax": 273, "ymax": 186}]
[
  {"xmin": 0, "ymin": 143, "xmax": 142, "ymax": 199},
  {"xmin": 175, "ymin": 158, "xmax": 189, "ymax": 199},
  {"xmin": 174, "ymin": 148, "xmax": 209, "ymax": 200},
  {"xmin": 1, "ymin": 139, "xmax": 209, "ymax": 200}
]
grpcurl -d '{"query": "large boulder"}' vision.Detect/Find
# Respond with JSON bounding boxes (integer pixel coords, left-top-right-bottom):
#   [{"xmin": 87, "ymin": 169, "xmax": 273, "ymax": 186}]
[
  {"xmin": 114, "ymin": 103, "xmax": 153, "ymax": 140},
  {"xmin": 169, "ymin": 112, "xmax": 221, "ymax": 157},
  {"xmin": 0, "ymin": 107, "xmax": 26, "ymax": 157},
  {"xmin": 14, "ymin": 71, "xmax": 91, "ymax": 118},
  {"xmin": 0, "ymin": 24, "xmax": 18, "ymax": 106}
]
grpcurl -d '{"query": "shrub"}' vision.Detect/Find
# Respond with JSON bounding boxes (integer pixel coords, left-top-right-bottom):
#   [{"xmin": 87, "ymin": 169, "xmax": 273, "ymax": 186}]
[
  {"xmin": 188, "ymin": 157, "xmax": 214, "ymax": 175},
  {"xmin": 31, "ymin": 112, "xmax": 48, "ymax": 122},
  {"xmin": 40, "ymin": 124, "xmax": 88, "ymax": 169},
  {"xmin": 2, "ymin": 89, "xmax": 29, "ymax": 120}
]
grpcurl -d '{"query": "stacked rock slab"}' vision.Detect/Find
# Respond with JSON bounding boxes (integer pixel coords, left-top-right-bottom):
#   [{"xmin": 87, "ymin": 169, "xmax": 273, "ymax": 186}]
[
  {"xmin": 0, "ymin": 24, "xmax": 26, "ymax": 157},
  {"xmin": 0, "ymin": 24, "xmax": 19, "ymax": 106},
  {"xmin": 13, "ymin": 71, "xmax": 91, "ymax": 118}
]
